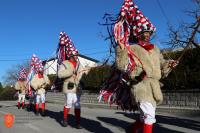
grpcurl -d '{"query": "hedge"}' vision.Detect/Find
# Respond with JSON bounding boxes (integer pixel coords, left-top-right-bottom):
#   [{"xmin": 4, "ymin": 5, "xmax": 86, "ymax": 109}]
[
  {"xmin": 161, "ymin": 48, "xmax": 200, "ymax": 89},
  {"xmin": 0, "ymin": 86, "xmax": 17, "ymax": 101}
]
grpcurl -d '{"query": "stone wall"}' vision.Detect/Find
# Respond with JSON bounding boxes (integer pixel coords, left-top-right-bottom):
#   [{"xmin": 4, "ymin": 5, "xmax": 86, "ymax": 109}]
[
  {"xmin": 46, "ymin": 89, "xmax": 200, "ymax": 109},
  {"xmin": 161, "ymin": 89, "xmax": 200, "ymax": 108}
]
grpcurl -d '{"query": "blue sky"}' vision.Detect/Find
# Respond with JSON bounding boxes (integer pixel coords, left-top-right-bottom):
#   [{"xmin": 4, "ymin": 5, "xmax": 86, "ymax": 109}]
[{"xmin": 0, "ymin": 0, "xmax": 196, "ymax": 82}]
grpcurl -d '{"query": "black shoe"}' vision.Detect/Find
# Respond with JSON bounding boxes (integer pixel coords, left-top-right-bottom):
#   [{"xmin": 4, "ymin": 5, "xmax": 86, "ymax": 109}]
[
  {"xmin": 22, "ymin": 106, "xmax": 25, "ymax": 109},
  {"xmin": 29, "ymin": 104, "xmax": 33, "ymax": 111},
  {"xmin": 62, "ymin": 120, "xmax": 68, "ymax": 127},
  {"xmin": 41, "ymin": 110, "xmax": 45, "ymax": 117},
  {"xmin": 26, "ymin": 105, "xmax": 31, "ymax": 112},
  {"xmin": 18, "ymin": 106, "xmax": 21, "ymax": 109},
  {"xmin": 35, "ymin": 110, "xmax": 39, "ymax": 116},
  {"xmin": 75, "ymin": 123, "xmax": 82, "ymax": 129}
]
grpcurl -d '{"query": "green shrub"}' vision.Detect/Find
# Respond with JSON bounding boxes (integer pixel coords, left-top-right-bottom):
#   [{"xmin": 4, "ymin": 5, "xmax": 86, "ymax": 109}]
[
  {"xmin": 46, "ymin": 74, "xmax": 57, "ymax": 90},
  {"xmin": 162, "ymin": 48, "xmax": 200, "ymax": 89},
  {"xmin": 81, "ymin": 65, "xmax": 111, "ymax": 92},
  {"xmin": 0, "ymin": 82, "xmax": 3, "ymax": 94},
  {"xmin": 0, "ymin": 86, "xmax": 17, "ymax": 101}
]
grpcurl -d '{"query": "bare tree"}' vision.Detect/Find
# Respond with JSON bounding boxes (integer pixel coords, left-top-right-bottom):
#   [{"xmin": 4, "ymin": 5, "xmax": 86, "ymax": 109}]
[
  {"xmin": 2, "ymin": 61, "xmax": 29, "ymax": 86},
  {"xmin": 167, "ymin": 0, "xmax": 200, "ymax": 51}
]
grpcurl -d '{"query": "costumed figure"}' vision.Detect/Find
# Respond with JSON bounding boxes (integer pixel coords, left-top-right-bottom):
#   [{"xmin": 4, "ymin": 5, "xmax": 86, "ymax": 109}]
[
  {"xmin": 57, "ymin": 31, "xmax": 82, "ymax": 128},
  {"xmin": 30, "ymin": 54, "xmax": 50, "ymax": 116},
  {"xmin": 99, "ymin": 1, "xmax": 178, "ymax": 133},
  {"xmin": 15, "ymin": 67, "xmax": 27, "ymax": 109}
]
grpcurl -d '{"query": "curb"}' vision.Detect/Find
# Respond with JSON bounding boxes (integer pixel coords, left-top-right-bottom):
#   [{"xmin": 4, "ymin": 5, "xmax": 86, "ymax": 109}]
[{"xmin": 46, "ymin": 100, "xmax": 200, "ymax": 114}]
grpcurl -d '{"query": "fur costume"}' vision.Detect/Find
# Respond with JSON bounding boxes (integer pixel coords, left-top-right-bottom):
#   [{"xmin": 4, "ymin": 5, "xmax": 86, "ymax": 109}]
[
  {"xmin": 30, "ymin": 74, "xmax": 50, "ymax": 95},
  {"xmin": 58, "ymin": 60, "xmax": 78, "ymax": 93},
  {"xmin": 57, "ymin": 31, "xmax": 82, "ymax": 128},
  {"xmin": 15, "ymin": 67, "xmax": 27, "ymax": 109},
  {"xmin": 99, "ymin": 1, "xmax": 178, "ymax": 132},
  {"xmin": 58, "ymin": 59, "xmax": 83, "ymax": 128},
  {"xmin": 30, "ymin": 73, "xmax": 50, "ymax": 116},
  {"xmin": 29, "ymin": 59, "xmax": 50, "ymax": 116},
  {"xmin": 15, "ymin": 81, "xmax": 26, "ymax": 95},
  {"xmin": 115, "ymin": 45, "xmax": 171, "ymax": 107},
  {"xmin": 15, "ymin": 80, "xmax": 27, "ymax": 109}
]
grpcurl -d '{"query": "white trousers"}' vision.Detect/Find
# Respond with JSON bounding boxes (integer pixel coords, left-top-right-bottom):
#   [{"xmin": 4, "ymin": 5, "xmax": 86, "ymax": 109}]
[
  {"xmin": 64, "ymin": 93, "xmax": 81, "ymax": 109},
  {"xmin": 138, "ymin": 102, "xmax": 156, "ymax": 125},
  {"xmin": 18, "ymin": 94, "xmax": 25, "ymax": 103},
  {"xmin": 36, "ymin": 94, "xmax": 45, "ymax": 104}
]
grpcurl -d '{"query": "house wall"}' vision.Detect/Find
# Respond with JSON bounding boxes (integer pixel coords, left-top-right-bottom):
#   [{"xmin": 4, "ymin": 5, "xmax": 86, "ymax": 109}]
[
  {"xmin": 78, "ymin": 56, "xmax": 98, "ymax": 67},
  {"xmin": 44, "ymin": 59, "xmax": 58, "ymax": 75},
  {"xmin": 44, "ymin": 57, "xmax": 98, "ymax": 75}
]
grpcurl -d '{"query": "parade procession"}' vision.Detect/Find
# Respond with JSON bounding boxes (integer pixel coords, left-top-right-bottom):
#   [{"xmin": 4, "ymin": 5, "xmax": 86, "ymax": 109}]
[{"xmin": 0, "ymin": 0, "xmax": 200, "ymax": 133}]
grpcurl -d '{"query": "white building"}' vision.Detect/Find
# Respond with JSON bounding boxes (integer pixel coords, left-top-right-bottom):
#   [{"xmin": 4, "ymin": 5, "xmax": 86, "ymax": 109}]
[{"xmin": 43, "ymin": 54, "xmax": 99, "ymax": 75}]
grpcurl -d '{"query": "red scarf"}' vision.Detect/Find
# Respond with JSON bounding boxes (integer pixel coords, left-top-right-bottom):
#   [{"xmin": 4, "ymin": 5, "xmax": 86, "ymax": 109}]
[
  {"xmin": 18, "ymin": 80, "xmax": 23, "ymax": 82},
  {"xmin": 69, "ymin": 59, "xmax": 77, "ymax": 68},
  {"xmin": 138, "ymin": 40, "xmax": 154, "ymax": 51},
  {"xmin": 38, "ymin": 73, "xmax": 44, "ymax": 78}
]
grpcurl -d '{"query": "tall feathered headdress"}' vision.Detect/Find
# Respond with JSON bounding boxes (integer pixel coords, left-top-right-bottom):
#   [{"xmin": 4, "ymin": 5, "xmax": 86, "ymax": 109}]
[
  {"xmin": 30, "ymin": 54, "xmax": 44, "ymax": 73},
  {"xmin": 17, "ymin": 67, "xmax": 27, "ymax": 81},
  {"xmin": 56, "ymin": 31, "xmax": 79, "ymax": 65},
  {"xmin": 114, "ymin": 0, "xmax": 156, "ymax": 47}
]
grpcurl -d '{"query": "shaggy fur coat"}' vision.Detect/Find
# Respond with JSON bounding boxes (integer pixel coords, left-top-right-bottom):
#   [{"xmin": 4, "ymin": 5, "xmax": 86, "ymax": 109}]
[
  {"xmin": 58, "ymin": 60, "xmax": 82, "ymax": 94},
  {"xmin": 115, "ymin": 45, "xmax": 171, "ymax": 107},
  {"xmin": 30, "ymin": 74, "xmax": 50, "ymax": 95},
  {"xmin": 15, "ymin": 81, "xmax": 26, "ymax": 95}
]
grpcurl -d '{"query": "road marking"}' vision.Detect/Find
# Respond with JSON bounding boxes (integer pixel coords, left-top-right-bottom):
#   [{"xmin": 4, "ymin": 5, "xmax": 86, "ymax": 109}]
[
  {"xmin": 25, "ymin": 123, "xmax": 41, "ymax": 132},
  {"xmin": 0, "ymin": 110, "xmax": 8, "ymax": 115}
]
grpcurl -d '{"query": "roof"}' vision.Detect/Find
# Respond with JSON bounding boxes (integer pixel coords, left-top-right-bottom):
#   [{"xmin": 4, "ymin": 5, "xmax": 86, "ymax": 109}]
[
  {"xmin": 78, "ymin": 54, "xmax": 99, "ymax": 63},
  {"xmin": 43, "ymin": 54, "xmax": 99, "ymax": 63}
]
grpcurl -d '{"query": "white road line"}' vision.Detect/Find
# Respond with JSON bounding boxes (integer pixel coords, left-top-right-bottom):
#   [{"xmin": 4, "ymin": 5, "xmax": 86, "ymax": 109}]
[
  {"xmin": 25, "ymin": 123, "xmax": 41, "ymax": 132},
  {"xmin": 0, "ymin": 110, "xmax": 8, "ymax": 115}
]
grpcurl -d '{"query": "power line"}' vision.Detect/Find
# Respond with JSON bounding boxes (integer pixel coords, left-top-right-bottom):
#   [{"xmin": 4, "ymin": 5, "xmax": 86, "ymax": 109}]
[
  {"xmin": 0, "ymin": 52, "xmax": 52, "ymax": 57},
  {"xmin": 155, "ymin": 0, "xmax": 170, "ymax": 23},
  {"xmin": 82, "ymin": 50, "xmax": 109, "ymax": 56},
  {"xmin": 0, "ymin": 47, "xmax": 108, "ymax": 57},
  {"xmin": 0, "ymin": 50, "xmax": 109, "ymax": 62},
  {"xmin": 0, "ymin": 59, "xmax": 29, "ymax": 62}
]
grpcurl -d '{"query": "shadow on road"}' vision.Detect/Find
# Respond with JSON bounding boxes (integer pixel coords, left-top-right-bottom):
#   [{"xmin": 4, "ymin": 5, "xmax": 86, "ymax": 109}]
[
  {"xmin": 45, "ymin": 109, "xmax": 113, "ymax": 133},
  {"xmin": 156, "ymin": 114, "xmax": 200, "ymax": 131},
  {"xmin": 98, "ymin": 111, "xmax": 200, "ymax": 133},
  {"xmin": 97, "ymin": 116, "xmax": 183, "ymax": 133},
  {"xmin": 80, "ymin": 116, "xmax": 113, "ymax": 133},
  {"xmin": 45, "ymin": 109, "xmax": 63, "ymax": 126},
  {"xmin": 97, "ymin": 111, "xmax": 200, "ymax": 133}
]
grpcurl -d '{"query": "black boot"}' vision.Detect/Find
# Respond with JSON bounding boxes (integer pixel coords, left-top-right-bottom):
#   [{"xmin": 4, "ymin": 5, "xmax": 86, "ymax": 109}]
[
  {"xmin": 75, "ymin": 108, "xmax": 81, "ymax": 129},
  {"xmin": 75, "ymin": 123, "xmax": 82, "ymax": 129},
  {"xmin": 41, "ymin": 110, "xmax": 45, "ymax": 117},
  {"xmin": 30, "ymin": 104, "xmax": 34, "ymax": 111},
  {"xmin": 62, "ymin": 119, "xmax": 68, "ymax": 127},
  {"xmin": 27, "ymin": 104, "xmax": 31, "ymax": 112},
  {"xmin": 35, "ymin": 109, "xmax": 39, "ymax": 116}
]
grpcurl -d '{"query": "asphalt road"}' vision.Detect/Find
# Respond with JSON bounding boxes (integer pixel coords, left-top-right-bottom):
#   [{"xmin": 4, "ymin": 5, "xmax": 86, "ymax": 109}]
[{"xmin": 0, "ymin": 101, "xmax": 200, "ymax": 133}]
